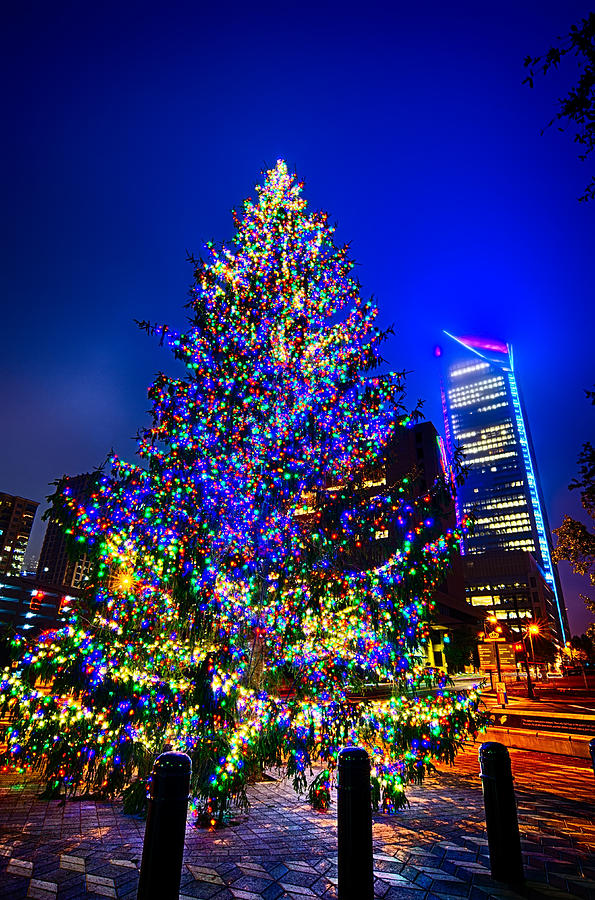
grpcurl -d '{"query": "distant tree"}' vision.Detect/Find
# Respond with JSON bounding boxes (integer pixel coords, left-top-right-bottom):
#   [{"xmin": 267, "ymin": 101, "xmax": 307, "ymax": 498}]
[
  {"xmin": 523, "ymin": 13, "xmax": 595, "ymax": 202},
  {"xmin": 553, "ymin": 388, "xmax": 595, "ymax": 623},
  {"xmin": 529, "ymin": 634, "xmax": 557, "ymax": 664},
  {"xmin": 570, "ymin": 632, "xmax": 595, "ymax": 661}
]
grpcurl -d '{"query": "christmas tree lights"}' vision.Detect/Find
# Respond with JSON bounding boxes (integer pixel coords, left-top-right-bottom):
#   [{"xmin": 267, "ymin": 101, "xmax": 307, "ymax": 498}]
[{"xmin": 1, "ymin": 161, "xmax": 484, "ymax": 821}]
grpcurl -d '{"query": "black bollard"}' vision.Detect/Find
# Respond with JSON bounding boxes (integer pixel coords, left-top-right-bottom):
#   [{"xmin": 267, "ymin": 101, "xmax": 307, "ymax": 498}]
[
  {"xmin": 137, "ymin": 751, "xmax": 192, "ymax": 900},
  {"xmin": 337, "ymin": 747, "xmax": 374, "ymax": 900},
  {"xmin": 589, "ymin": 738, "xmax": 595, "ymax": 779},
  {"xmin": 479, "ymin": 742, "xmax": 524, "ymax": 885}
]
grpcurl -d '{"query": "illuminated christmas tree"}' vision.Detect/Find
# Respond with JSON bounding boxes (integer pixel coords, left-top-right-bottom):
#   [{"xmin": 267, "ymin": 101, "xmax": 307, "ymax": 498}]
[{"xmin": 1, "ymin": 161, "xmax": 483, "ymax": 821}]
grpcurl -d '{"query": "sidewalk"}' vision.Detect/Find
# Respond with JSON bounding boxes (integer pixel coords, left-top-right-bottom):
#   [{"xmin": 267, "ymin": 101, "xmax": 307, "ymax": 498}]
[
  {"xmin": 475, "ymin": 687, "xmax": 595, "ymax": 759},
  {"xmin": 0, "ymin": 745, "xmax": 593, "ymax": 900}
]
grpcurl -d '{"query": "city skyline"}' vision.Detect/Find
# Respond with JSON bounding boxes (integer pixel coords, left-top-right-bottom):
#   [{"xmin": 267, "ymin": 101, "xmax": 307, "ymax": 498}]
[
  {"xmin": 2, "ymin": 0, "xmax": 594, "ymax": 633},
  {"xmin": 6, "ymin": 332, "xmax": 586, "ymax": 637}
]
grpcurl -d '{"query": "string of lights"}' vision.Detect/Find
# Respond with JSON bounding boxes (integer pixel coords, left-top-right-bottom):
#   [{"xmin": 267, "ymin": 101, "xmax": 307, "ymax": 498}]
[{"xmin": 0, "ymin": 161, "xmax": 484, "ymax": 823}]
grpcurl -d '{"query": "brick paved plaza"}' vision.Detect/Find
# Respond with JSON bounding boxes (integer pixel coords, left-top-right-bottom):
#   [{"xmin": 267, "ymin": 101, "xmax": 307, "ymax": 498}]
[{"xmin": 0, "ymin": 745, "xmax": 593, "ymax": 900}]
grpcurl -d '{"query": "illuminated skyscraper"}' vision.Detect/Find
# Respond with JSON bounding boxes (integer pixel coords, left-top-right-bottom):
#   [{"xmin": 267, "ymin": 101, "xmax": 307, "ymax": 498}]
[
  {"xmin": 0, "ymin": 492, "xmax": 39, "ymax": 577},
  {"xmin": 440, "ymin": 333, "xmax": 568, "ymax": 644}
]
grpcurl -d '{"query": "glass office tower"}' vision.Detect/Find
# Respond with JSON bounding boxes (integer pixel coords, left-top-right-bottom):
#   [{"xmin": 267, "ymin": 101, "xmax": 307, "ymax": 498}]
[
  {"xmin": 440, "ymin": 333, "xmax": 568, "ymax": 643},
  {"xmin": 0, "ymin": 493, "xmax": 38, "ymax": 577}
]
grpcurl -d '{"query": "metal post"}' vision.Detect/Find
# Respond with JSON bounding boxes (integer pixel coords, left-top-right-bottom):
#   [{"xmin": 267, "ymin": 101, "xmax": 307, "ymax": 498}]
[
  {"xmin": 494, "ymin": 641, "xmax": 502, "ymax": 684},
  {"xmin": 523, "ymin": 651, "xmax": 537, "ymax": 701},
  {"xmin": 337, "ymin": 747, "xmax": 374, "ymax": 900},
  {"xmin": 137, "ymin": 751, "xmax": 191, "ymax": 900},
  {"xmin": 589, "ymin": 738, "xmax": 595, "ymax": 779},
  {"xmin": 510, "ymin": 593, "xmax": 522, "ymax": 681},
  {"xmin": 479, "ymin": 742, "xmax": 524, "ymax": 885}
]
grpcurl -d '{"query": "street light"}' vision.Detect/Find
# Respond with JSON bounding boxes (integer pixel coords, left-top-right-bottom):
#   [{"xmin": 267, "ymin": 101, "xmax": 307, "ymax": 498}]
[{"xmin": 526, "ymin": 622, "xmax": 540, "ymax": 662}]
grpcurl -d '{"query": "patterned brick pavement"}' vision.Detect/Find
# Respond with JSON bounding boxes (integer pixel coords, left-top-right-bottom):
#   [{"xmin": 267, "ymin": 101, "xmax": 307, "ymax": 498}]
[{"xmin": 0, "ymin": 744, "xmax": 593, "ymax": 900}]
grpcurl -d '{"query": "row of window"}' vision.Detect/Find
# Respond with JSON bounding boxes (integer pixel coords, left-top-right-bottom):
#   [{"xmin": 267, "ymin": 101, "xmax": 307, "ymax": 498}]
[
  {"xmin": 467, "ymin": 580, "xmax": 526, "ymax": 591},
  {"xmin": 458, "ymin": 422, "xmax": 512, "ymax": 440},
  {"xmin": 473, "ymin": 512, "xmax": 532, "ymax": 527},
  {"xmin": 470, "ymin": 599, "xmax": 534, "ymax": 616},
  {"xmin": 449, "ymin": 374, "xmax": 504, "ymax": 395},
  {"xmin": 450, "ymin": 389, "xmax": 507, "ymax": 411},
  {"xmin": 500, "ymin": 538, "xmax": 536, "ymax": 551},
  {"xmin": 463, "ymin": 436, "xmax": 515, "ymax": 456},
  {"xmin": 469, "ymin": 482, "xmax": 525, "ymax": 501},
  {"xmin": 469, "ymin": 488, "xmax": 528, "ymax": 509},
  {"xmin": 476, "ymin": 401, "xmax": 508, "ymax": 414},
  {"xmin": 450, "ymin": 362, "xmax": 490, "ymax": 378},
  {"xmin": 468, "ymin": 450, "xmax": 518, "ymax": 466},
  {"xmin": 450, "ymin": 378, "xmax": 505, "ymax": 397}
]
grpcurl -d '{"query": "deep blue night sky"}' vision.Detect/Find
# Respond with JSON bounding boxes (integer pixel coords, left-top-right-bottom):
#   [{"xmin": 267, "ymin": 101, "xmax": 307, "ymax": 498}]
[{"xmin": 2, "ymin": 1, "xmax": 594, "ymax": 633}]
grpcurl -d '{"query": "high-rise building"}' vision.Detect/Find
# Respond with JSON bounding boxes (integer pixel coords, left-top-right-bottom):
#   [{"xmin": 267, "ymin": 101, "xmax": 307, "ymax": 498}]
[
  {"xmin": 37, "ymin": 472, "xmax": 95, "ymax": 589},
  {"xmin": 463, "ymin": 550, "xmax": 558, "ymax": 635},
  {"xmin": 0, "ymin": 492, "xmax": 39, "ymax": 577},
  {"xmin": 440, "ymin": 333, "xmax": 568, "ymax": 644}
]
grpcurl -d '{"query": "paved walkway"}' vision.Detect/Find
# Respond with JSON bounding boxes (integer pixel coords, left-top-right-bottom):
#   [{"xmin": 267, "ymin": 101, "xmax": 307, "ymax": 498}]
[{"xmin": 0, "ymin": 744, "xmax": 594, "ymax": 900}]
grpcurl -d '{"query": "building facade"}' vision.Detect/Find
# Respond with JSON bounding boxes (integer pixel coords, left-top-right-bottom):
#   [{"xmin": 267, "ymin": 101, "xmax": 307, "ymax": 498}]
[
  {"xmin": 440, "ymin": 333, "xmax": 568, "ymax": 643},
  {"xmin": 384, "ymin": 421, "xmax": 482, "ymax": 669},
  {"xmin": 37, "ymin": 472, "xmax": 95, "ymax": 589},
  {"xmin": 463, "ymin": 550, "xmax": 557, "ymax": 636},
  {"xmin": 295, "ymin": 419, "xmax": 481, "ymax": 671},
  {"xmin": 0, "ymin": 492, "xmax": 39, "ymax": 577}
]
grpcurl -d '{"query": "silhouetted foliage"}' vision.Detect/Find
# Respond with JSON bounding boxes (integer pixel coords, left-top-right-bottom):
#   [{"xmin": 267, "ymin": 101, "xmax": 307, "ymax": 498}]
[
  {"xmin": 523, "ymin": 13, "xmax": 595, "ymax": 201},
  {"xmin": 570, "ymin": 632, "xmax": 595, "ymax": 661},
  {"xmin": 553, "ymin": 388, "xmax": 595, "ymax": 620}
]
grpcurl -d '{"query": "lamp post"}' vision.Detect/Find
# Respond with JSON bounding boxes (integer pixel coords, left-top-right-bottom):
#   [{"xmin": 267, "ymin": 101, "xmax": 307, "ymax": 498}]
[
  {"xmin": 483, "ymin": 615, "xmax": 503, "ymax": 690},
  {"xmin": 503, "ymin": 594, "xmax": 537, "ymax": 701},
  {"xmin": 526, "ymin": 622, "xmax": 539, "ymax": 662}
]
